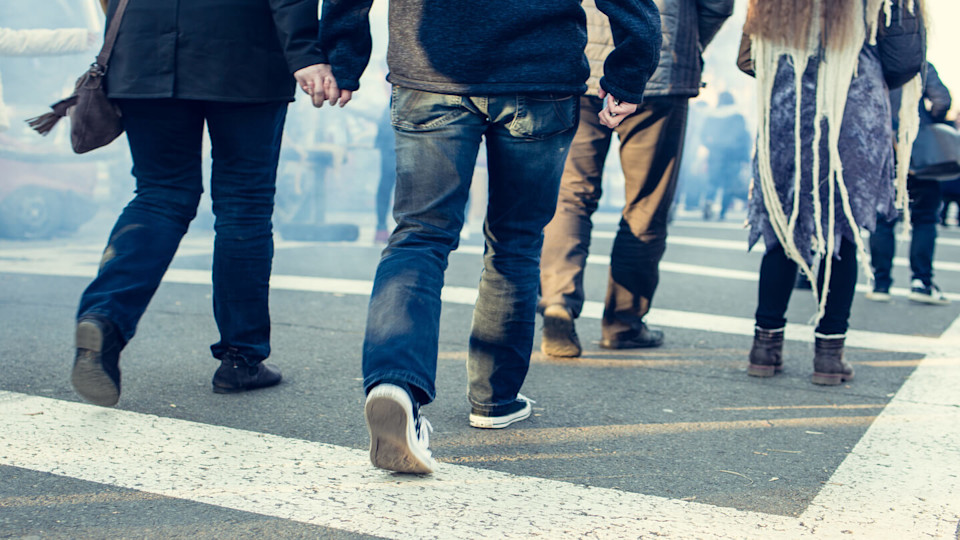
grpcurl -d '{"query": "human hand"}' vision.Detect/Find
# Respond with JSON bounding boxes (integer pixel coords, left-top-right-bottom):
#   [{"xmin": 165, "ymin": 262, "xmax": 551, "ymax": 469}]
[
  {"xmin": 597, "ymin": 88, "xmax": 637, "ymax": 129},
  {"xmin": 293, "ymin": 64, "xmax": 353, "ymax": 108}
]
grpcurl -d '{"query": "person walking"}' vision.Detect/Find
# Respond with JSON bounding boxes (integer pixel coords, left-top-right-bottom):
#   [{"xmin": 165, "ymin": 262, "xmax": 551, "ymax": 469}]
[
  {"xmin": 70, "ymin": 0, "xmax": 342, "ymax": 407},
  {"xmin": 538, "ymin": 0, "xmax": 734, "ymax": 358},
  {"xmin": 373, "ymin": 105, "xmax": 395, "ymax": 244},
  {"xmin": 741, "ymin": 0, "xmax": 926, "ymax": 385},
  {"xmin": 700, "ymin": 91, "xmax": 751, "ymax": 221},
  {"xmin": 319, "ymin": 0, "xmax": 662, "ymax": 473},
  {"xmin": 867, "ymin": 62, "xmax": 951, "ymax": 305}
]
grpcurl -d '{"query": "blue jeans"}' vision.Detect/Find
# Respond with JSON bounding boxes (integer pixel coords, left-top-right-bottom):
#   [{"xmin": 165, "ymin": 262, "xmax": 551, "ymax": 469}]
[
  {"xmin": 869, "ymin": 177, "xmax": 942, "ymax": 289},
  {"xmin": 362, "ymin": 87, "xmax": 578, "ymax": 412},
  {"xmin": 77, "ymin": 99, "xmax": 288, "ymax": 363}
]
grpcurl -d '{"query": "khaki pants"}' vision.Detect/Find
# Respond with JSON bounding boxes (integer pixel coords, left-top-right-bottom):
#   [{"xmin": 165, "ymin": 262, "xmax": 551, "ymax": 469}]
[{"xmin": 539, "ymin": 95, "xmax": 688, "ymax": 341}]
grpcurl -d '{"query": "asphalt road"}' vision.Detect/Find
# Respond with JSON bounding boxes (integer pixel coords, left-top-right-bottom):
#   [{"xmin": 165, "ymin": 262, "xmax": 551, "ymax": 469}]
[{"xmin": 1, "ymin": 207, "xmax": 958, "ymax": 539}]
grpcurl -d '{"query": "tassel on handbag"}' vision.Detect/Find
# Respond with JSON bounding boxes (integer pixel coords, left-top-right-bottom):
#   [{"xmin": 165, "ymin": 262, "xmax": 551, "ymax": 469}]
[
  {"xmin": 25, "ymin": 0, "xmax": 129, "ymax": 154},
  {"xmin": 25, "ymin": 95, "xmax": 76, "ymax": 135}
]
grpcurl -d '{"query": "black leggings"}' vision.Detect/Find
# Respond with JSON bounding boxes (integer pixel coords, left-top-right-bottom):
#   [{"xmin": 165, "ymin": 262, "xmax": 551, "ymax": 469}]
[{"xmin": 755, "ymin": 238, "xmax": 857, "ymax": 335}]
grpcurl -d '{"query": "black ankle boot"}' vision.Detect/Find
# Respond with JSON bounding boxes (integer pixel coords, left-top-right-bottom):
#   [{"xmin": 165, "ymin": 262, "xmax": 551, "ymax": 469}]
[
  {"xmin": 811, "ymin": 334, "xmax": 854, "ymax": 385},
  {"xmin": 212, "ymin": 349, "xmax": 282, "ymax": 394},
  {"xmin": 72, "ymin": 315, "xmax": 124, "ymax": 407},
  {"xmin": 748, "ymin": 326, "xmax": 784, "ymax": 377}
]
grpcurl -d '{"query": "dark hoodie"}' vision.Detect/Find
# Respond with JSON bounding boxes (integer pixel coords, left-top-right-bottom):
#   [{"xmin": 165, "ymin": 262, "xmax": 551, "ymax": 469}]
[{"xmin": 318, "ymin": 0, "xmax": 662, "ymax": 104}]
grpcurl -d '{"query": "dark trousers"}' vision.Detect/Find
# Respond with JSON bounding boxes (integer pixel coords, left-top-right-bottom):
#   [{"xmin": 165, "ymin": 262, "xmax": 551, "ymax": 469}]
[
  {"xmin": 869, "ymin": 177, "xmax": 942, "ymax": 289},
  {"xmin": 755, "ymin": 239, "xmax": 857, "ymax": 335},
  {"xmin": 77, "ymin": 98, "xmax": 288, "ymax": 363},
  {"xmin": 539, "ymin": 95, "xmax": 687, "ymax": 341}
]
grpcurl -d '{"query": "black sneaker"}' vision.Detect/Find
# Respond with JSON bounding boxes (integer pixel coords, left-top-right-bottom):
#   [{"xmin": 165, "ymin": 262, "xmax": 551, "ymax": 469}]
[
  {"xmin": 541, "ymin": 304, "xmax": 581, "ymax": 357},
  {"xmin": 600, "ymin": 323, "xmax": 664, "ymax": 349},
  {"xmin": 212, "ymin": 349, "xmax": 282, "ymax": 394},
  {"xmin": 365, "ymin": 383, "xmax": 436, "ymax": 474},
  {"xmin": 71, "ymin": 315, "xmax": 123, "ymax": 407},
  {"xmin": 469, "ymin": 394, "xmax": 534, "ymax": 429},
  {"xmin": 908, "ymin": 279, "xmax": 950, "ymax": 305}
]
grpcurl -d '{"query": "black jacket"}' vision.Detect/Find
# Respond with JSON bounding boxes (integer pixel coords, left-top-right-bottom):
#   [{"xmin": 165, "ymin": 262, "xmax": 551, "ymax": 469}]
[
  {"xmin": 318, "ymin": 0, "xmax": 662, "ymax": 104},
  {"xmin": 103, "ymin": 0, "xmax": 326, "ymax": 102}
]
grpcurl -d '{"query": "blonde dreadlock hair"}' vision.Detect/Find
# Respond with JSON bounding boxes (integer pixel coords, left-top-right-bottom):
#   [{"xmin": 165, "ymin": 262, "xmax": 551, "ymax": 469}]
[{"xmin": 745, "ymin": 0, "xmax": 924, "ymax": 324}]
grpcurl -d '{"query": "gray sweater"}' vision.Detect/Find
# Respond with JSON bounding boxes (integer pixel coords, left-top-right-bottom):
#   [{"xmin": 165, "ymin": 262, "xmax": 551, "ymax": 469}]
[{"xmin": 318, "ymin": 0, "xmax": 662, "ymax": 104}]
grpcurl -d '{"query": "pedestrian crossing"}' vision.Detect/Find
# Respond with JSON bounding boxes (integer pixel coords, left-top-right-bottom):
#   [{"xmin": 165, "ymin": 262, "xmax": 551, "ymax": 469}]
[{"xmin": 1, "ymin": 218, "xmax": 959, "ymax": 537}]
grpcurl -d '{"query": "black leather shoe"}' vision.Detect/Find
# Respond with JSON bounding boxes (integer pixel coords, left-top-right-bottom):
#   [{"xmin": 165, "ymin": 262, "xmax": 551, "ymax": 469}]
[
  {"xmin": 600, "ymin": 323, "xmax": 664, "ymax": 349},
  {"xmin": 212, "ymin": 351, "xmax": 282, "ymax": 394},
  {"xmin": 71, "ymin": 315, "xmax": 124, "ymax": 407}
]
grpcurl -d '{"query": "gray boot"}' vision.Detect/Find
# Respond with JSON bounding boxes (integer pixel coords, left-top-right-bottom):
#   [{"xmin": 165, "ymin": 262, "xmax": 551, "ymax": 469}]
[
  {"xmin": 748, "ymin": 326, "xmax": 784, "ymax": 377},
  {"xmin": 811, "ymin": 334, "xmax": 854, "ymax": 385}
]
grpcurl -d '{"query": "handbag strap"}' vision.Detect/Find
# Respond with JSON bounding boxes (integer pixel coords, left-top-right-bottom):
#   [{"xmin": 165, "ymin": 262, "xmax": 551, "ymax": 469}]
[{"xmin": 94, "ymin": 0, "xmax": 130, "ymax": 69}]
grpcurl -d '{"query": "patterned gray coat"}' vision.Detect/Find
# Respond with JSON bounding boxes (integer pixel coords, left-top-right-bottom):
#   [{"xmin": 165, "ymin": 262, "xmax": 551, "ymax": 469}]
[{"xmin": 746, "ymin": 44, "xmax": 898, "ymax": 262}]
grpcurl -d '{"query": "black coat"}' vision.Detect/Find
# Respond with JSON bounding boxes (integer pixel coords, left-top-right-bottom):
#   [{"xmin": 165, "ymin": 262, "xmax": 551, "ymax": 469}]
[{"xmin": 103, "ymin": 0, "xmax": 326, "ymax": 102}]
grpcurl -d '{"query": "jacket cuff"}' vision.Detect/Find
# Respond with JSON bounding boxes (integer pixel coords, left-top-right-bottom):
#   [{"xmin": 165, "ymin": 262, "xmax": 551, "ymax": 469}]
[
  {"xmin": 288, "ymin": 52, "xmax": 329, "ymax": 76},
  {"xmin": 599, "ymin": 76, "xmax": 647, "ymax": 105}
]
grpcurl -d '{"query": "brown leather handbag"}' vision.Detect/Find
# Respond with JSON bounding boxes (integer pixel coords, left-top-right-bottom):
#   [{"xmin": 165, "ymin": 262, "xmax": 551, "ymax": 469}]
[{"xmin": 26, "ymin": 0, "xmax": 129, "ymax": 154}]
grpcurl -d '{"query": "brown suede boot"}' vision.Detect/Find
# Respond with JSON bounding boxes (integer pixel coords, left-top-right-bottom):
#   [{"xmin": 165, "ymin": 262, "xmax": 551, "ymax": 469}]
[
  {"xmin": 811, "ymin": 334, "xmax": 854, "ymax": 385},
  {"xmin": 748, "ymin": 326, "xmax": 784, "ymax": 377}
]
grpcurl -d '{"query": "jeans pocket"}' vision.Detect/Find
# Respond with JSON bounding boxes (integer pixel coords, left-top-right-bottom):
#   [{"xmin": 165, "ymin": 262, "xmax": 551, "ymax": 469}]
[
  {"xmin": 391, "ymin": 86, "xmax": 465, "ymax": 132},
  {"xmin": 507, "ymin": 93, "xmax": 578, "ymax": 140}
]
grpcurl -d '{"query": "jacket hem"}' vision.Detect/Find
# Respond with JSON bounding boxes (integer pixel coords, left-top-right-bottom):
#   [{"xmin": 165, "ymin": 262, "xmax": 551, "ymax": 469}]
[{"xmin": 387, "ymin": 75, "xmax": 587, "ymax": 97}]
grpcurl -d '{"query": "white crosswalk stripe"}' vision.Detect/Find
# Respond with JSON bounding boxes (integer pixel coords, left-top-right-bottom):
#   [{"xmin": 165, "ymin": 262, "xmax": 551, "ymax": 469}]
[{"xmin": 2, "ymin": 221, "xmax": 959, "ymax": 537}]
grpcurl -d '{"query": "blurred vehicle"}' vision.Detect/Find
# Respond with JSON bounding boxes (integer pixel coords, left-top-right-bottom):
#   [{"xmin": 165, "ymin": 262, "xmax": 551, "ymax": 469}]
[
  {"xmin": 0, "ymin": 0, "xmax": 108, "ymax": 239},
  {"xmin": 0, "ymin": 143, "xmax": 98, "ymax": 238}
]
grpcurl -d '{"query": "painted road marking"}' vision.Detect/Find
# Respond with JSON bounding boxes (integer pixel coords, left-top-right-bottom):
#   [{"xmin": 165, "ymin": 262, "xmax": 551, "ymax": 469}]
[
  {"xmin": 0, "ymin": 259, "xmax": 952, "ymax": 354},
  {"xmin": 5, "ymin": 238, "xmax": 956, "ymax": 303},
  {"xmin": 2, "ymin": 234, "xmax": 959, "ymax": 537},
  {"xmin": 1, "ymin": 345, "xmax": 958, "ymax": 538}
]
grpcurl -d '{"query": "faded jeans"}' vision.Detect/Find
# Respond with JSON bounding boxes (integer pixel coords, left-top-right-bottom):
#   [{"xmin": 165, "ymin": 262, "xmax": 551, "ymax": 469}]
[{"xmin": 362, "ymin": 87, "xmax": 578, "ymax": 413}]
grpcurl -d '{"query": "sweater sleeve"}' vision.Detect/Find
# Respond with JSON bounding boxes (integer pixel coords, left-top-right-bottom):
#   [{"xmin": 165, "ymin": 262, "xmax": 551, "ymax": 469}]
[
  {"xmin": 317, "ymin": 0, "xmax": 374, "ymax": 92},
  {"xmin": 594, "ymin": 0, "xmax": 662, "ymax": 104},
  {"xmin": 0, "ymin": 28, "xmax": 88, "ymax": 56},
  {"xmin": 268, "ymin": 0, "xmax": 329, "ymax": 75}
]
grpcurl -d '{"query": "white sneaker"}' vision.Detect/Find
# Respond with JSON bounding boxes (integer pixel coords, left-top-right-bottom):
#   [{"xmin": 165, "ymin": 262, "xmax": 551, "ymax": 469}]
[
  {"xmin": 469, "ymin": 394, "xmax": 534, "ymax": 429},
  {"xmin": 908, "ymin": 279, "xmax": 951, "ymax": 305},
  {"xmin": 364, "ymin": 383, "xmax": 436, "ymax": 474}
]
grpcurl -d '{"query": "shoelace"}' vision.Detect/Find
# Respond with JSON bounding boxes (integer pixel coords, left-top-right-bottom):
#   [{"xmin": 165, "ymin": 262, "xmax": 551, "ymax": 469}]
[
  {"xmin": 517, "ymin": 394, "xmax": 536, "ymax": 405},
  {"xmin": 415, "ymin": 414, "xmax": 433, "ymax": 454}
]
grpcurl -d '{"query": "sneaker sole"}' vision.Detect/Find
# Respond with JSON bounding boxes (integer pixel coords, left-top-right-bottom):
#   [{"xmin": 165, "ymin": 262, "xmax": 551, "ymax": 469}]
[
  {"xmin": 71, "ymin": 321, "xmax": 120, "ymax": 407},
  {"xmin": 469, "ymin": 401, "xmax": 532, "ymax": 429},
  {"xmin": 365, "ymin": 390, "xmax": 435, "ymax": 474},
  {"xmin": 907, "ymin": 292, "xmax": 950, "ymax": 305}
]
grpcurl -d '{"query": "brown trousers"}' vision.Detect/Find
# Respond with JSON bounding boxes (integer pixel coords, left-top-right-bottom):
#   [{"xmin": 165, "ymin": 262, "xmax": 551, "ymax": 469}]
[{"xmin": 539, "ymin": 95, "xmax": 688, "ymax": 341}]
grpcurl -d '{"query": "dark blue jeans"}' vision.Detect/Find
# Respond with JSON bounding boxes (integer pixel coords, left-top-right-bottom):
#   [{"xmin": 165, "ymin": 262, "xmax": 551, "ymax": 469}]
[
  {"xmin": 869, "ymin": 177, "xmax": 942, "ymax": 289},
  {"xmin": 362, "ymin": 87, "xmax": 578, "ymax": 412},
  {"xmin": 77, "ymin": 99, "xmax": 288, "ymax": 363}
]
